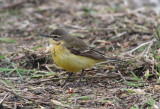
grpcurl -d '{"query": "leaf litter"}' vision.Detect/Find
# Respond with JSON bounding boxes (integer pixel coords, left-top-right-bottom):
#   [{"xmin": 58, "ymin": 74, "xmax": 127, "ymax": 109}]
[{"xmin": 0, "ymin": 0, "xmax": 160, "ymax": 108}]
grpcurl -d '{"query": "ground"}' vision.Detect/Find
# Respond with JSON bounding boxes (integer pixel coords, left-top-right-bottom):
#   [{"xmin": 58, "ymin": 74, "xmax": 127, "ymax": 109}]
[{"xmin": 0, "ymin": 0, "xmax": 160, "ymax": 109}]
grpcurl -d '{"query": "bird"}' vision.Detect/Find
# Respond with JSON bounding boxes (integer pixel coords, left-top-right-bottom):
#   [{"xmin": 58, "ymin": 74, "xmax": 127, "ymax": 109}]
[{"xmin": 41, "ymin": 29, "xmax": 122, "ymax": 87}]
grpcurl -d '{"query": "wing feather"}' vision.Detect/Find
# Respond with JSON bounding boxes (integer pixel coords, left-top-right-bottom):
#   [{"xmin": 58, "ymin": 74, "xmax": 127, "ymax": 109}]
[{"xmin": 67, "ymin": 47, "xmax": 106, "ymax": 60}]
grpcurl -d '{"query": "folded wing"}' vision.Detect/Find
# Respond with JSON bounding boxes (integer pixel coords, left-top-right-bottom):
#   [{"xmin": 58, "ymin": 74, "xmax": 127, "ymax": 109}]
[{"xmin": 68, "ymin": 47, "xmax": 106, "ymax": 61}]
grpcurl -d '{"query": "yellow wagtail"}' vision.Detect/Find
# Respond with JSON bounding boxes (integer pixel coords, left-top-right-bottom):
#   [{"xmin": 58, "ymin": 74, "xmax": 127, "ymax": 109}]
[{"xmin": 41, "ymin": 29, "xmax": 122, "ymax": 87}]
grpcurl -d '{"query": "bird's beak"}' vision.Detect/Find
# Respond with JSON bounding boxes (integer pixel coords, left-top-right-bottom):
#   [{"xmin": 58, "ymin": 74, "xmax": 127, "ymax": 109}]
[{"xmin": 40, "ymin": 34, "xmax": 51, "ymax": 38}]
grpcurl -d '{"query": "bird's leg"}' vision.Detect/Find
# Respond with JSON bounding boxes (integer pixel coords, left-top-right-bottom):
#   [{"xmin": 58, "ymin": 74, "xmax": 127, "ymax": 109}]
[
  {"xmin": 75, "ymin": 69, "xmax": 85, "ymax": 87},
  {"xmin": 61, "ymin": 72, "xmax": 73, "ymax": 88}
]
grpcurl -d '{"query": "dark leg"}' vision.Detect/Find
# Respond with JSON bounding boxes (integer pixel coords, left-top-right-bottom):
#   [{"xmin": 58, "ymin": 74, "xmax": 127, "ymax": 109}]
[
  {"xmin": 75, "ymin": 69, "xmax": 85, "ymax": 87},
  {"xmin": 61, "ymin": 72, "xmax": 73, "ymax": 88}
]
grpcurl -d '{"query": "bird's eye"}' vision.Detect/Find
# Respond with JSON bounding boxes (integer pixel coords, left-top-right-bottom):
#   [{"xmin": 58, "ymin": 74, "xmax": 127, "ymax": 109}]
[
  {"xmin": 50, "ymin": 35, "xmax": 59, "ymax": 38},
  {"xmin": 53, "ymin": 35, "xmax": 58, "ymax": 38}
]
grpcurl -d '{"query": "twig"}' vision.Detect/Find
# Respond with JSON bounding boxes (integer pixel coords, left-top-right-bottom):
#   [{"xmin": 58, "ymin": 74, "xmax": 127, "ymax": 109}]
[
  {"xmin": 45, "ymin": 64, "xmax": 54, "ymax": 73},
  {"xmin": 27, "ymin": 75, "xmax": 120, "ymax": 84},
  {"xmin": 111, "ymin": 32, "xmax": 127, "ymax": 39},
  {"xmin": 0, "ymin": 0, "xmax": 28, "ymax": 9},
  {"xmin": 0, "ymin": 93, "xmax": 8, "ymax": 104},
  {"xmin": 0, "ymin": 87, "xmax": 33, "ymax": 101},
  {"xmin": 138, "ymin": 40, "xmax": 153, "ymax": 58},
  {"xmin": 97, "ymin": 7, "xmax": 144, "ymax": 17},
  {"xmin": 117, "ymin": 71, "xmax": 126, "ymax": 81},
  {"xmin": 65, "ymin": 24, "xmax": 152, "ymax": 35},
  {"xmin": 134, "ymin": 13, "xmax": 157, "ymax": 24},
  {"xmin": 121, "ymin": 39, "xmax": 156, "ymax": 55},
  {"xmin": 0, "ymin": 87, "xmax": 51, "ymax": 105},
  {"xmin": 64, "ymin": 24, "xmax": 86, "ymax": 30},
  {"xmin": 126, "ymin": 97, "xmax": 139, "ymax": 109},
  {"xmin": 51, "ymin": 99, "xmax": 72, "ymax": 108},
  {"xmin": 28, "ymin": 74, "xmax": 136, "ymax": 84},
  {"xmin": 144, "ymin": 40, "xmax": 153, "ymax": 55}
]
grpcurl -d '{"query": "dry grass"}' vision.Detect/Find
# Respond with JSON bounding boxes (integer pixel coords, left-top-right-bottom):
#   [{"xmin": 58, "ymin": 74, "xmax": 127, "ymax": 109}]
[{"xmin": 0, "ymin": 0, "xmax": 160, "ymax": 108}]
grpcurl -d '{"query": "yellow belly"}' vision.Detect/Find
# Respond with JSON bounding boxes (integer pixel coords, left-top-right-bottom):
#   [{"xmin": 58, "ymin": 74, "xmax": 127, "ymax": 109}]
[{"xmin": 50, "ymin": 44, "xmax": 101, "ymax": 72}]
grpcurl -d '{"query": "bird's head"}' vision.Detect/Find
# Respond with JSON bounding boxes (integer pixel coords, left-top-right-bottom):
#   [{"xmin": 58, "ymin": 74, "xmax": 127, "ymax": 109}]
[
  {"xmin": 41, "ymin": 28, "xmax": 88, "ymax": 48},
  {"xmin": 41, "ymin": 29, "xmax": 70, "ymax": 42}
]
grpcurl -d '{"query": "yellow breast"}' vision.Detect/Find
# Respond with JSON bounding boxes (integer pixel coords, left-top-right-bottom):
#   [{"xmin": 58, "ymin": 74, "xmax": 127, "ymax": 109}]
[{"xmin": 49, "ymin": 41, "xmax": 101, "ymax": 72}]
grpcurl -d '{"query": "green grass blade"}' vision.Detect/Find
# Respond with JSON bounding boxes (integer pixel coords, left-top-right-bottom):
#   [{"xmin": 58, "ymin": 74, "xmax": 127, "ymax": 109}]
[
  {"xmin": 131, "ymin": 71, "xmax": 142, "ymax": 82},
  {"xmin": 0, "ymin": 67, "xmax": 35, "ymax": 73},
  {"xmin": 2, "ymin": 79, "xmax": 16, "ymax": 90},
  {"xmin": 0, "ymin": 55, "xmax": 6, "ymax": 59},
  {"xmin": 0, "ymin": 38, "xmax": 17, "ymax": 44}
]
